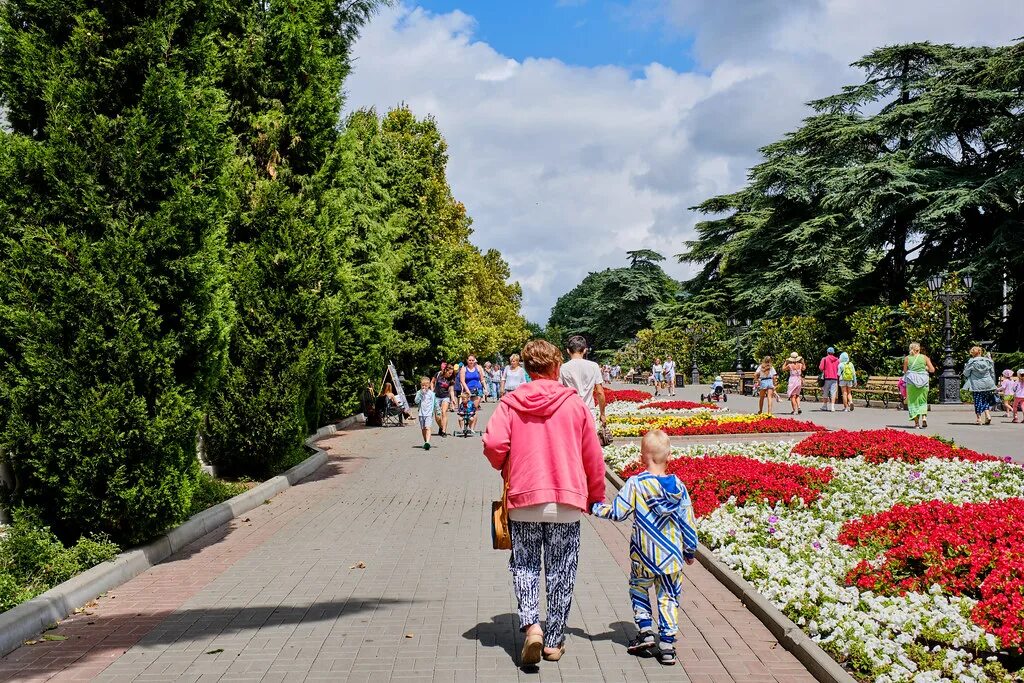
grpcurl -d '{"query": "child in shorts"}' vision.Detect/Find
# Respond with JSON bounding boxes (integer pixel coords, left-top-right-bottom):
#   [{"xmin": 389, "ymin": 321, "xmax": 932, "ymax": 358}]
[
  {"xmin": 591, "ymin": 429, "xmax": 698, "ymax": 665},
  {"xmin": 1000, "ymin": 370, "xmax": 1014, "ymax": 415},
  {"xmin": 414, "ymin": 377, "xmax": 435, "ymax": 450}
]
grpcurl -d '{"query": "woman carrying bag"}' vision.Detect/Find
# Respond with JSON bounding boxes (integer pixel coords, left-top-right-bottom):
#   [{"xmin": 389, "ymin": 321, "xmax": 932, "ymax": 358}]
[
  {"xmin": 903, "ymin": 342, "xmax": 935, "ymax": 429},
  {"xmin": 962, "ymin": 346, "xmax": 996, "ymax": 425},
  {"xmin": 482, "ymin": 339, "xmax": 606, "ymax": 667}
]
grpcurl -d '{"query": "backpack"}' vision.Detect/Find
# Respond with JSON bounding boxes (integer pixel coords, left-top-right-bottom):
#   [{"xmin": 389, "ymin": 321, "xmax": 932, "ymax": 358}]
[{"xmin": 841, "ymin": 362, "xmax": 855, "ymax": 381}]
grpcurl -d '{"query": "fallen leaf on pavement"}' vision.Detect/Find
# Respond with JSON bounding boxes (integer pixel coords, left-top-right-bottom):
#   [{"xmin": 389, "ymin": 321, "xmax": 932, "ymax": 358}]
[
  {"xmin": 42, "ymin": 635, "xmax": 67, "ymax": 641},
  {"xmin": 350, "ymin": 561, "xmax": 366, "ymax": 569},
  {"xmin": 206, "ymin": 648, "xmax": 224, "ymax": 655}
]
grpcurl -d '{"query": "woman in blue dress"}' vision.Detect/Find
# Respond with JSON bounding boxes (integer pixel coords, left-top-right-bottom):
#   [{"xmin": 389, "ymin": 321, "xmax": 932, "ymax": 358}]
[{"xmin": 460, "ymin": 355, "xmax": 486, "ymax": 413}]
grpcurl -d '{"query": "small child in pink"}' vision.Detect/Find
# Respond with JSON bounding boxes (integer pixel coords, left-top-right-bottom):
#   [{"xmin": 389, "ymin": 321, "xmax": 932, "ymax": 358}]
[
  {"xmin": 1000, "ymin": 370, "xmax": 1015, "ymax": 415},
  {"xmin": 1013, "ymin": 370, "xmax": 1024, "ymax": 423}
]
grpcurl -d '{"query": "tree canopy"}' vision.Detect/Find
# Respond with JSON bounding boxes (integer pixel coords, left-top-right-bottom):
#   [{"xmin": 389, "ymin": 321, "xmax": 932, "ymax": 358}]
[
  {"xmin": 547, "ymin": 252, "xmax": 678, "ymax": 353},
  {"xmin": 0, "ymin": 0, "xmax": 528, "ymax": 541}
]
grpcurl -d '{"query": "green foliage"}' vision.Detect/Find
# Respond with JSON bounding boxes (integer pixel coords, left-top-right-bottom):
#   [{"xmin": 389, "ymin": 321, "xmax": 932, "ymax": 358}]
[
  {"xmin": 548, "ymin": 252, "xmax": 678, "ymax": 353},
  {"xmin": 186, "ymin": 474, "xmax": 250, "ymax": 518},
  {"xmin": 751, "ymin": 317, "xmax": 828, "ymax": 367},
  {"xmin": 0, "ymin": 0, "xmax": 235, "ymax": 543},
  {"xmin": 0, "ymin": 510, "xmax": 119, "ymax": 612},
  {"xmin": 0, "ymin": 0, "xmax": 529, "ymax": 539},
  {"xmin": 679, "ymin": 40, "xmax": 1024, "ymax": 349}
]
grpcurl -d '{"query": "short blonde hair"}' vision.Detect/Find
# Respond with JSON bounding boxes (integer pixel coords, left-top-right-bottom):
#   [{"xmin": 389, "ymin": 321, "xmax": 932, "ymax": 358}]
[
  {"xmin": 909, "ymin": 342, "xmax": 921, "ymax": 354},
  {"xmin": 509, "ymin": 353, "xmax": 520, "ymax": 363},
  {"xmin": 970, "ymin": 346, "xmax": 983, "ymax": 357},
  {"xmin": 641, "ymin": 429, "xmax": 672, "ymax": 465},
  {"xmin": 521, "ymin": 339, "xmax": 562, "ymax": 378}
]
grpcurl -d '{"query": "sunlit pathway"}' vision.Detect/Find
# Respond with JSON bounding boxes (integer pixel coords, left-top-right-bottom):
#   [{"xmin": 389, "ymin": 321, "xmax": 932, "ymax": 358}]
[{"xmin": 0, "ymin": 404, "xmax": 817, "ymax": 683}]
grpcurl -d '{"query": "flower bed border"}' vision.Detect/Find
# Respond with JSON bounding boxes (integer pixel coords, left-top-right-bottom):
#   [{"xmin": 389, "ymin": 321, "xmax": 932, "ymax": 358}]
[
  {"xmin": 603, "ymin": 464, "xmax": 857, "ymax": 683},
  {"xmin": 0, "ymin": 415, "xmax": 361, "ymax": 657}
]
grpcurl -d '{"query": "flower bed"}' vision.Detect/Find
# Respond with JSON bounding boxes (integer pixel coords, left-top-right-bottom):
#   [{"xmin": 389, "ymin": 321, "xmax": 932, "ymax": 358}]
[
  {"xmin": 603, "ymin": 388, "xmax": 653, "ymax": 403},
  {"xmin": 794, "ymin": 429, "xmax": 1001, "ymax": 464},
  {"xmin": 840, "ymin": 498, "xmax": 1024, "ymax": 650},
  {"xmin": 607, "ymin": 413, "xmax": 825, "ymax": 437},
  {"xmin": 620, "ymin": 453, "xmax": 833, "ymax": 517},
  {"xmin": 603, "ymin": 440, "xmax": 1024, "ymax": 681}
]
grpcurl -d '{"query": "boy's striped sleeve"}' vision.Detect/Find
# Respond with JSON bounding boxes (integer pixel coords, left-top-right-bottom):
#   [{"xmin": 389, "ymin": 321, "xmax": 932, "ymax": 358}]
[
  {"xmin": 591, "ymin": 477, "xmax": 635, "ymax": 521},
  {"xmin": 678, "ymin": 483, "xmax": 699, "ymax": 559}
]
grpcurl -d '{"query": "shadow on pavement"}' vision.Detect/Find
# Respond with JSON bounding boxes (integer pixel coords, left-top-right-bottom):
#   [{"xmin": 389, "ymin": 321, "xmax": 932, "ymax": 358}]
[
  {"xmin": 464, "ymin": 614, "xmax": 635, "ymax": 670},
  {"xmin": 124, "ymin": 597, "xmax": 419, "ymax": 646}
]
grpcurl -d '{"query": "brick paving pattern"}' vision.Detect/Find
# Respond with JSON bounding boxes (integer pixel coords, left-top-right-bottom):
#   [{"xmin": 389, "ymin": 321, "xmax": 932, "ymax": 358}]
[{"xmin": 1, "ymin": 406, "xmax": 818, "ymax": 682}]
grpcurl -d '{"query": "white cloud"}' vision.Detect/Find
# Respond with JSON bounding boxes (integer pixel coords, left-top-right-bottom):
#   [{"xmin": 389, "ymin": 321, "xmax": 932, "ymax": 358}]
[{"xmin": 344, "ymin": 2, "xmax": 1023, "ymax": 323}]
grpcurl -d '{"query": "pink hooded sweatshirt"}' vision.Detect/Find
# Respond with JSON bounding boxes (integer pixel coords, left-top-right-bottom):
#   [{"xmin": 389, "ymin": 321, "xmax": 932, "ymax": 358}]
[{"xmin": 482, "ymin": 378, "xmax": 606, "ymax": 512}]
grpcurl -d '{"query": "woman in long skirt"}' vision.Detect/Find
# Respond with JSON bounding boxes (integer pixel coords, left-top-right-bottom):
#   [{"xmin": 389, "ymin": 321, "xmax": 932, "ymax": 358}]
[{"xmin": 902, "ymin": 342, "xmax": 935, "ymax": 429}]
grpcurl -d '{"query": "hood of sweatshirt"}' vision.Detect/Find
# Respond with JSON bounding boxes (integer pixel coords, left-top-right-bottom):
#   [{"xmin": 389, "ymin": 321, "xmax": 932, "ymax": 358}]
[
  {"xmin": 645, "ymin": 474, "xmax": 686, "ymax": 518},
  {"xmin": 501, "ymin": 378, "xmax": 578, "ymax": 418}
]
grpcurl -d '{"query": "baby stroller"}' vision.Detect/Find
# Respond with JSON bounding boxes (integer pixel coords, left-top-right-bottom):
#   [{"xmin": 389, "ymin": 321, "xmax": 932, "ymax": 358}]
[
  {"xmin": 700, "ymin": 376, "xmax": 727, "ymax": 403},
  {"xmin": 456, "ymin": 397, "xmax": 479, "ymax": 437}
]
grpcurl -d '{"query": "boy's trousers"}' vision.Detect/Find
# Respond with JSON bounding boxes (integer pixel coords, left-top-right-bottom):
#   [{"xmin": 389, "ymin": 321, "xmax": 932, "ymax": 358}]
[{"xmin": 630, "ymin": 571, "xmax": 683, "ymax": 643}]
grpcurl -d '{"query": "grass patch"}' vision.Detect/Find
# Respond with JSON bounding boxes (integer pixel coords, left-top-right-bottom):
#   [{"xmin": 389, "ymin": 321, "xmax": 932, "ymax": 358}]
[
  {"xmin": 0, "ymin": 510, "xmax": 119, "ymax": 613},
  {"xmin": 187, "ymin": 473, "xmax": 252, "ymax": 518}
]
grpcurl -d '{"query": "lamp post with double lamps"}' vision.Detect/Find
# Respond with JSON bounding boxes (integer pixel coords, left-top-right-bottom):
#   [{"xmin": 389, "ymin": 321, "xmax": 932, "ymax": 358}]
[
  {"xmin": 926, "ymin": 273, "xmax": 973, "ymax": 404},
  {"xmin": 727, "ymin": 317, "xmax": 751, "ymax": 394},
  {"xmin": 688, "ymin": 326, "xmax": 710, "ymax": 387}
]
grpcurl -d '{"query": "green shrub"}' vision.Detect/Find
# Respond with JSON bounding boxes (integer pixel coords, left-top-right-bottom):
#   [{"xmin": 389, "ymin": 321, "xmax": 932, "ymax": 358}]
[
  {"xmin": 0, "ymin": 2, "xmax": 235, "ymax": 544},
  {"xmin": 0, "ymin": 511, "xmax": 119, "ymax": 613},
  {"xmin": 187, "ymin": 474, "xmax": 250, "ymax": 518}
]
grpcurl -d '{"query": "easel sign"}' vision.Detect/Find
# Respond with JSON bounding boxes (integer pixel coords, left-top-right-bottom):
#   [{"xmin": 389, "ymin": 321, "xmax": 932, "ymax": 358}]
[{"xmin": 380, "ymin": 361, "xmax": 409, "ymax": 410}]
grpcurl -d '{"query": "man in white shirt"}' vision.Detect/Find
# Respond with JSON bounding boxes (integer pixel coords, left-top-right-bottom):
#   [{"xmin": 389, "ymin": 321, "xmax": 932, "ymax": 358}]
[
  {"xmin": 664, "ymin": 355, "xmax": 677, "ymax": 396},
  {"xmin": 559, "ymin": 335, "xmax": 607, "ymax": 424}
]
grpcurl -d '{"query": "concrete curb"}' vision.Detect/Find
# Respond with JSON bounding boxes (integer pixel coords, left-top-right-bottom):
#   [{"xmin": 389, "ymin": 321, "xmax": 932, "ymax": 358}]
[
  {"xmin": 603, "ymin": 465, "xmax": 856, "ymax": 683},
  {"xmin": 0, "ymin": 414, "xmax": 363, "ymax": 657}
]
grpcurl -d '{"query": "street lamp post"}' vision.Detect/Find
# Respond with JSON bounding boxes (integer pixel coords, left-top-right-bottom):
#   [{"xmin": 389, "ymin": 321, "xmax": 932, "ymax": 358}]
[
  {"xmin": 727, "ymin": 317, "xmax": 751, "ymax": 395},
  {"xmin": 926, "ymin": 273, "xmax": 973, "ymax": 404},
  {"xmin": 688, "ymin": 326, "xmax": 709, "ymax": 387}
]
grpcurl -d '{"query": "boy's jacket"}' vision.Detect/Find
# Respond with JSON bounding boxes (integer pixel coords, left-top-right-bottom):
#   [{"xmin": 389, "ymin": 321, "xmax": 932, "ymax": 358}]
[{"xmin": 593, "ymin": 471, "xmax": 698, "ymax": 577}]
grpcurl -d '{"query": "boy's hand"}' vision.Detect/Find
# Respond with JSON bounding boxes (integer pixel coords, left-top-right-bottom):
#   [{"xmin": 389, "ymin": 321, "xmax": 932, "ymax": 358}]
[{"xmin": 684, "ymin": 557, "xmax": 696, "ymax": 565}]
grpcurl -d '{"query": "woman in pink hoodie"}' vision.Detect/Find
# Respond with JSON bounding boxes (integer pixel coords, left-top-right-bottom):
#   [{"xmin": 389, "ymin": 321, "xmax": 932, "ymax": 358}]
[{"xmin": 483, "ymin": 339, "xmax": 606, "ymax": 667}]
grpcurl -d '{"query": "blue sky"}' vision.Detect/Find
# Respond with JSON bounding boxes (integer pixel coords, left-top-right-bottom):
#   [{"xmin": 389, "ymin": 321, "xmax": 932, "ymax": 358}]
[
  {"xmin": 347, "ymin": 1, "xmax": 1023, "ymax": 323},
  {"xmin": 410, "ymin": 1, "xmax": 697, "ymax": 74}
]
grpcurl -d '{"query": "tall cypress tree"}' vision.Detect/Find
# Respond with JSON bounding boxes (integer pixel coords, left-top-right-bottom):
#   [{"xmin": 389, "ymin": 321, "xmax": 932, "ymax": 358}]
[
  {"xmin": 203, "ymin": 0, "xmax": 381, "ymax": 476},
  {"xmin": 0, "ymin": 0, "xmax": 235, "ymax": 543}
]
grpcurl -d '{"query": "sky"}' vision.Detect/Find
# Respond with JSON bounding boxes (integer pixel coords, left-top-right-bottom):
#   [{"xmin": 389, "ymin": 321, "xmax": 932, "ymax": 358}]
[{"xmin": 343, "ymin": 0, "xmax": 1023, "ymax": 324}]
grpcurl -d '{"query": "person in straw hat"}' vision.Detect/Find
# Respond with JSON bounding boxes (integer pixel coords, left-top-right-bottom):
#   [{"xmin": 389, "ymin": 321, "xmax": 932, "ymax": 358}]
[{"xmin": 781, "ymin": 352, "xmax": 805, "ymax": 415}]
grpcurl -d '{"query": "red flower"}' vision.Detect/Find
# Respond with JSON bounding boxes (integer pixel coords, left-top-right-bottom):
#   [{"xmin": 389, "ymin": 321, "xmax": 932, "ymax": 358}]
[
  {"xmin": 651, "ymin": 417, "xmax": 825, "ymax": 437},
  {"xmin": 793, "ymin": 429, "xmax": 999, "ymax": 464},
  {"xmin": 605, "ymin": 389, "xmax": 654, "ymax": 403},
  {"xmin": 839, "ymin": 498, "xmax": 1024, "ymax": 648},
  {"xmin": 620, "ymin": 455, "xmax": 833, "ymax": 518}
]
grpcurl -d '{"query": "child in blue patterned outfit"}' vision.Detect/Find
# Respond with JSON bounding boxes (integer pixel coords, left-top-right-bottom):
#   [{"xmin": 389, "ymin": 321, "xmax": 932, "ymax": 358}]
[{"xmin": 591, "ymin": 429, "xmax": 698, "ymax": 665}]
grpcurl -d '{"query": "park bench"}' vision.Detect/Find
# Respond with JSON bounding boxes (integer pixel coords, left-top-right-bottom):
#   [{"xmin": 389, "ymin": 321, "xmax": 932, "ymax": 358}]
[
  {"xmin": 850, "ymin": 376, "xmax": 905, "ymax": 409},
  {"xmin": 719, "ymin": 372, "xmax": 754, "ymax": 396}
]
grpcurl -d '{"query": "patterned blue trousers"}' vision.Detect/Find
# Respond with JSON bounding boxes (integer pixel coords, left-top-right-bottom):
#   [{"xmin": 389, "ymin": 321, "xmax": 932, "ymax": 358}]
[
  {"xmin": 630, "ymin": 571, "xmax": 683, "ymax": 643},
  {"xmin": 509, "ymin": 520, "xmax": 581, "ymax": 649}
]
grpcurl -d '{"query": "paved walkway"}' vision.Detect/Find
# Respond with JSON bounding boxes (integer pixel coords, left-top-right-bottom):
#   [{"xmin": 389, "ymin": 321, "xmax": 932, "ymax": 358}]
[
  {"xmin": 636, "ymin": 383, "xmax": 1023, "ymax": 463},
  {"xmin": 1, "ymin": 404, "xmax": 817, "ymax": 683}
]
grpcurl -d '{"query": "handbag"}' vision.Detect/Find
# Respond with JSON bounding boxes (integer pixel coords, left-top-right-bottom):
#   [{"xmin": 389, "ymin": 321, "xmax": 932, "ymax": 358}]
[
  {"xmin": 598, "ymin": 421, "xmax": 614, "ymax": 447},
  {"xmin": 491, "ymin": 471, "xmax": 511, "ymax": 550}
]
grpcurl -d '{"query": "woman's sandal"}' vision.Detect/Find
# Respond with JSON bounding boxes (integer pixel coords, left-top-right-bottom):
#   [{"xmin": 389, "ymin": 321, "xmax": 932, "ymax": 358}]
[
  {"xmin": 520, "ymin": 633, "xmax": 543, "ymax": 666},
  {"xmin": 542, "ymin": 644, "xmax": 566, "ymax": 662}
]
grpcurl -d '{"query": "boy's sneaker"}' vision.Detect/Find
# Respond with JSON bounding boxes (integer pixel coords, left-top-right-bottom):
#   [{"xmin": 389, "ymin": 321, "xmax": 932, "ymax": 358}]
[
  {"xmin": 657, "ymin": 643, "xmax": 677, "ymax": 666},
  {"xmin": 626, "ymin": 630, "xmax": 657, "ymax": 655},
  {"xmin": 423, "ymin": 442, "xmax": 430, "ymax": 450}
]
